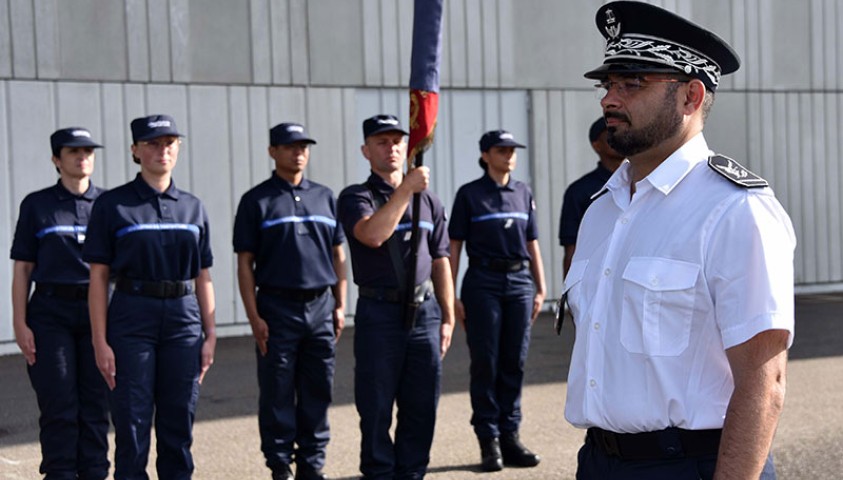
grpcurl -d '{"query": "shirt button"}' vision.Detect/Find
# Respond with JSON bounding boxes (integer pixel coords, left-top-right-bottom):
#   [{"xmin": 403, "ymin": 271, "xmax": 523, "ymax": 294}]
[
  {"xmin": 589, "ymin": 379, "xmax": 597, "ymax": 388},
  {"xmin": 620, "ymin": 217, "xmax": 628, "ymax": 224},
  {"xmin": 594, "ymin": 323, "xmax": 601, "ymax": 331},
  {"xmin": 604, "ymin": 268, "xmax": 611, "ymax": 277},
  {"xmin": 651, "ymin": 277, "xmax": 659, "ymax": 286},
  {"xmin": 294, "ymin": 196, "xmax": 301, "ymax": 202}
]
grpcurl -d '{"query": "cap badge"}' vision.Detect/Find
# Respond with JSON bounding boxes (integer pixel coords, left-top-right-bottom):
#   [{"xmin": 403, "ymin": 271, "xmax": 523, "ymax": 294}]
[
  {"xmin": 377, "ymin": 118, "xmax": 399, "ymax": 125},
  {"xmin": 148, "ymin": 120, "xmax": 172, "ymax": 128},
  {"xmin": 287, "ymin": 125, "xmax": 304, "ymax": 133},
  {"xmin": 500, "ymin": 133, "xmax": 514, "ymax": 140},
  {"xmin": 604, "ymin": 9, "xmax": 621, "ymax": 39},
  {"xmin": 71, "ymin": 130, "xmax": 91, "ymax": 138}
]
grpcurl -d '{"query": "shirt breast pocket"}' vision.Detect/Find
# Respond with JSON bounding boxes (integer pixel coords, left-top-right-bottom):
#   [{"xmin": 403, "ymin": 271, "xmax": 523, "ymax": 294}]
[{"xmin": 620, "ymin": 257, "xmax": 700, "ymax": 357}]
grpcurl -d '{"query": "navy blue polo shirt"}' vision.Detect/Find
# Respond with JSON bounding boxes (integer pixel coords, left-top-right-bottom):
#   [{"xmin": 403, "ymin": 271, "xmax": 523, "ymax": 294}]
[
  {"xmin": 337, "ymin": 172, "xmax": 449, "ymax": 288},
  {"xmin": 558, "ymin": 162, "xmax": 613, "ymax": 246},
  {"xmin": 449, "ymin": 173, "xmax": 538, "ymax": 260},
  {"xmin": 10, "ymin": 180, "xmax": 105, "ymax": 284},
  {"xmin": 82, "ymin": 174, "xmax": 213, "ymax": 281},
  {"xmin": 233, "ymin": 173, "xmax": 345, "ymax": 290}
]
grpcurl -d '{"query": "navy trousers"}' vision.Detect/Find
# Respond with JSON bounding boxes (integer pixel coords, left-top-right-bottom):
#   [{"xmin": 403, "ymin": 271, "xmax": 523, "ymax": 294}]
[
  {"xmin": 107, "ymin": 291, "xmax": 203, "ymax": 480},
  {"xmin": 26, "ymin": 291, "xmax": 110, "ymax": 480},
  {"xmin": 461, "ymin": 267, "xmax": 534, "ymax": 440},
  {"xmin": 353, "ymin": 294, "xmax": 442, "ymax": 480},
  {"xmin": 576, "ymin": 435, "xmax": 778, "ymax": 479},
  {"xmin": 256, "ymin": 290, "xmax": 336, "ymax": 474}
]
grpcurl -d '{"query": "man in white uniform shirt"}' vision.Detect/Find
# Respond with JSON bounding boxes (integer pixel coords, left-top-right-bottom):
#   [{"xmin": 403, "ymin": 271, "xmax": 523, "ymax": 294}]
[{"xmin": 563, "ymin": 2, "xmax": 795, "ymax": 479}]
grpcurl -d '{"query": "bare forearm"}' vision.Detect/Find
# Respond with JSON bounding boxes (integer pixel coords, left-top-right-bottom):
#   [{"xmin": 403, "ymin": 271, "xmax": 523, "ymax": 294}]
[
  {"xmin": 88, "ymin": 263, "xmax": 111, "ymax": 345},
  {"xmin": 527, "ymin": 240, "xmax": 546, "ymax": 296},
  {"xmin": 716, "ymin": 331, "xmax": 789, "ymax": 479},
  {"xmin": 431, "ymin": 257, "xmax": 454, "ymax": 325},
  {"xmin": 195, "ymin": 268, "xmax": 216, "ymax": 338},
  {"xmin": 332, "ymin": 245, "xmax": 347, "ymax": 311},
  {"xmin": 236, "ymin": 253, "xmax": 261, "ymax": 323},
  {"xmin": 11, "ymin": 261, "xmax": 34, "ymax": 329},
  {"xmin": 353, "ymin": 185, "xmax": 414, "ymax": 247},
  {"xmin": 448, "ymin": 240, "xmax": 463, "ymax": 286}
]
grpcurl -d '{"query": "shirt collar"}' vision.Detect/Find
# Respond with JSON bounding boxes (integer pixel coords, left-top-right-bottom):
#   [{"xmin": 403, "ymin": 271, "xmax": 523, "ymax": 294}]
[
  {"xmin": 131, "ymin": 173, "xmax": 180, "ymax": 200},
  {"xmin": 270, "ymin": 172, "xmax": 311, "ymax": 191},
  {"xmin": 54, "ymin": 179, "xmax": 97, "ymax": 201},
  {"xmin": 366, "ymin": 171, "xmax": 395, "ymax": 194},
  {"xmin": 644, "ymin": 133, "xmax": 711, "ymax": 195},
  {"xmin": 481, "ymin": 172, "xmax": 515, "ymax": 191},
  {"xmin": 601, "ymin": 133, "xmax": 711, "ymax": 198}
]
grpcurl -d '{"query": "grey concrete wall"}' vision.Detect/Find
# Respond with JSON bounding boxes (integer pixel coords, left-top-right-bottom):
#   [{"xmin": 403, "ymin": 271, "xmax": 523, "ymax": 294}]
[{"xmin": 1, "ymin": 0, "xmax": 841, "ymax": 351}]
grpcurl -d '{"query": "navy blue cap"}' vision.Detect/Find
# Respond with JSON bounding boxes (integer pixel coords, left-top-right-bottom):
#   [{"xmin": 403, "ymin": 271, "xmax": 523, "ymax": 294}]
[
  {"xmin": 588, "ymin": 118, "xmax": 607, "ymax": 143},
  {"xmin": 270, "ymin": 122, "xmax": 316, "ymax": 145},
  {"xmin": 130, "ymin": 114, "xmax": 184, "ymax": 143},
  {"xmin": 50, "ymin": 127, "xmax": 102, "ymax": 156},
  {"xmin": 584, "ymin": 1, "xmax": 740, "ymax": 91},
  {"xmin": 479, "ymin": 130, "xmax": 526, "ymax": 152},
  {"xmin": 362, "ymin": 114, "xmax": 408, "ymax": 140}
]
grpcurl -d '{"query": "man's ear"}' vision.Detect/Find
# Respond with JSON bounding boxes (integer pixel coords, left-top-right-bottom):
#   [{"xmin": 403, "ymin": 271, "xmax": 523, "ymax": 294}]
[
  {"xmin": 683, "ymin": 79, "xmax": 706, "ymax": 115},
  {"xmin": 361, "ymin": 144, "xmax": 370, "ymax": 161}
]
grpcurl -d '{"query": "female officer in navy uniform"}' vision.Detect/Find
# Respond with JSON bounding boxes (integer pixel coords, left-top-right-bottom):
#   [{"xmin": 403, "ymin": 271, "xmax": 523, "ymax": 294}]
[
  {"xmin": 83, "ymin": 114, "xmax": 216, "ymax": 480},
  {"xmin": 448, "ymin": 130, "xmax": 547, "ymax": 473},
  {"xmin": 11, "ymin": 127, "xmax": 110, "ymax": 480}
]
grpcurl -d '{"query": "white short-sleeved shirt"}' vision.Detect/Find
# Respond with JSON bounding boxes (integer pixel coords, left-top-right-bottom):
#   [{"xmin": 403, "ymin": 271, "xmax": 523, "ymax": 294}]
[{"xmin": 563, "ymin": 133, "xmax": 795, "ymax": 434}]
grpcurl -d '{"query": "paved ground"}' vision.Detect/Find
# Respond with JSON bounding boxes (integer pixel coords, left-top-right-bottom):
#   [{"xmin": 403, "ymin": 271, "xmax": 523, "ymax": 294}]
[{"xmin": 1, "ymin": 293, "xmax": 842, "ymax": 479}]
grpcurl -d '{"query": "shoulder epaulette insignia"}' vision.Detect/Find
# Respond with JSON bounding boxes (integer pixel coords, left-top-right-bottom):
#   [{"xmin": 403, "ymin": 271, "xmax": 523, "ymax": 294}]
[{"xmin": 707, "ymin": 155, "xmax": 768, "ymax": 188}]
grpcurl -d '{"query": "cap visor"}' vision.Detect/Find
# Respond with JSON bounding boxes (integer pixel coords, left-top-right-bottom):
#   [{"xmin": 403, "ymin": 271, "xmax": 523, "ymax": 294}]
[
  {"xmin": 584, "ymin": 62, "xmax": 684, "ymax": 80},
  {"xmin": 366, "ymin": 126, "xmax": 409, "ymax": 138}
]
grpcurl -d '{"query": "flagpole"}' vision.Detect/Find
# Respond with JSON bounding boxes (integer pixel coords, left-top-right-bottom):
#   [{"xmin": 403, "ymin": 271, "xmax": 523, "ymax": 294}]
[
  {"xmin": 404, "ymin": 153, "xmax": 424, "ymax": 329},
  {"xmin": 404, "ymin": 0, "xmax": 443, "ymax": 328}
]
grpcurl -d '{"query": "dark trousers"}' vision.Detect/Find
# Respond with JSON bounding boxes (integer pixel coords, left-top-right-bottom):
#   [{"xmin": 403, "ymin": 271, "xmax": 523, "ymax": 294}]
[
  {"xmin": 256, "ymin": 290, "xmax": 336, "ymax": 474},
  {"xmin": 353, "ymin": 295, "xmax": 442, "ymax": 480},
  {"xmin": 26, "ymin": 292, "xmax": 110, "ymax": 480},
  {"xmin": 576, "ymin": 434, "xmax": 778, "ymax": 479},
  {"xmin": 107, "ymin": 291, "xmax": 203, "ymax": 480},
  {"xmin": 461, "ymin": 267, "xmax": 534, "ymax": 440}
]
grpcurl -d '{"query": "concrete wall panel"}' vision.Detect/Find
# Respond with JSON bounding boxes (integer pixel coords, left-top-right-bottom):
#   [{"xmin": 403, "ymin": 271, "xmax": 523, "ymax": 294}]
[
  {"xmin": 186, "ymin": 0, "xmax": 251, "ymax": 84},
  {"xmin": 0, "ymin": 0, "xmax": 11, "ymax": 77},
  {"xmin": 56, "ymin": 0, "xmax": 128, "ymax": 81}
]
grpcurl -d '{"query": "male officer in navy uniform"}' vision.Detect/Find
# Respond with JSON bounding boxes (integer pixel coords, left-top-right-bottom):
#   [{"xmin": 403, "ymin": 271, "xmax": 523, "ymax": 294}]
[
  {"xmin": 11, "ymin": 127, "xmax": 109, "ymax": 480},
  {"xmin": 337, "ymin": 114, "xmax": 454, "ymax": 480},
  {"xmin": 234, "ymin": 122, "xmax": 347, "ymax": 480},
  {"xmin": 558, "ymin": 118, "xmax": 624, "ymax": 275},
  {"xmin": 563, "ymin": 2, "xmax": 795, "ymax": 479}
]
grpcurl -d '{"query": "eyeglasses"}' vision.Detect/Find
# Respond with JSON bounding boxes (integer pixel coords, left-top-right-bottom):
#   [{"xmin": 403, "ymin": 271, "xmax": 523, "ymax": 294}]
[
  {"xmin": 594, "ymin": 77, "xmax": 690, "ymax": 99},
  {"xmin": 138, "ymin": 138, "xmax": 181, "ymax": 149}
]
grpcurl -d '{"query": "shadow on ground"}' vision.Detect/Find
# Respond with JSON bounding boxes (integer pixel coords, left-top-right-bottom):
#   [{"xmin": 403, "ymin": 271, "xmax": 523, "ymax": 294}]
[{"xmin": 1, "ymin": 293, "xmax": 839, "ymax": 449}]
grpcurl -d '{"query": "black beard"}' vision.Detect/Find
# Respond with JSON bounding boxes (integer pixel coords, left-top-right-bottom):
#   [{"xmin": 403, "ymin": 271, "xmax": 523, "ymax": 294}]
[{"xmin": 606, "ymin": 87, "xmax": 683, "ymax": 157}]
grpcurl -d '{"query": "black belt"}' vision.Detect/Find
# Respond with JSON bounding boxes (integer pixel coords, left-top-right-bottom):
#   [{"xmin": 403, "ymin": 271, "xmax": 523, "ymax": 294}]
[
  {"xmin": 469, "ymin": 257, "xmax": 529, "ymax": 273},
  {"xmin": 587, "ymin": 427, "xmax": 722, "ymax": 461},
  {"xmin": 115, "ymin": 278, "xmax": 194, "ymax": 299},
  {"xmin": 259, "ymin": 286, "xmax": 328, "ymax": 302},
  {"xmin": 358, "ymin": 279, "xmax": 433, "ymax": 304},
  {"xmin": 35, "ymin": 283, "xmax": 89, "ymax": 301}
]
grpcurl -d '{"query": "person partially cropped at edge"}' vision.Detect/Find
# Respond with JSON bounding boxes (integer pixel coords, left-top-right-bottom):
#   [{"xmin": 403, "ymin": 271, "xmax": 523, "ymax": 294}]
[{"xmin": 563, "ymin": 2, "xmax": 795, "ymax": 479}]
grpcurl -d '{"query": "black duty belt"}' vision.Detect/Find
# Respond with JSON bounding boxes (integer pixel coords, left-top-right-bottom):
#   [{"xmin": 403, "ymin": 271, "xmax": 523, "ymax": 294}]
[
  {"xmin": 115, "ymin": 278, "xmax": 194, "ymax": 299},
  {"xmin": 35, "ymin": 283, "xmax": 89, "ymax": 301},
  {"xmin": 358, "ymin": 279, "xmax": 433, "ymax": 304},
  {"xmin": 469, "ymin": 257, "xmax": 529, "ymax": 273},
  {"xmin": 259, "ymin": 286, "xmax": 328, "ymax": 303},
  {"xmin": 587, "ymin": 427, "xmax": 722, "ymax": 461}
]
